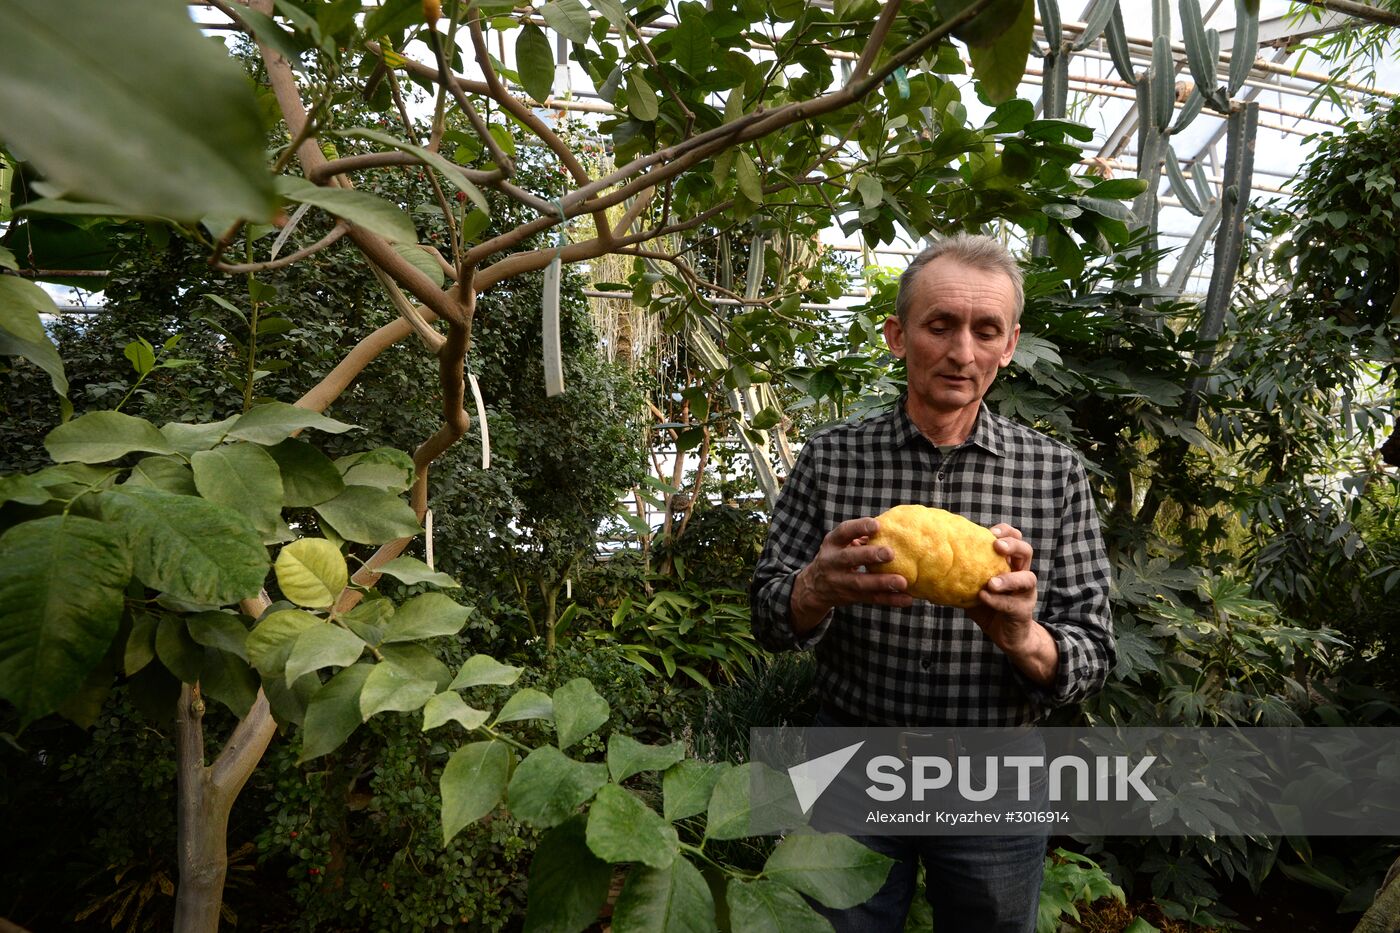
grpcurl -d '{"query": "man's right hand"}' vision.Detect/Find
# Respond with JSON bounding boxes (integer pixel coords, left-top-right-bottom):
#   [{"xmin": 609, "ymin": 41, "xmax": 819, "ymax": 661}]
[{"xmin": 789, "ymin": 518, "xmax": 913, "ymax": 634}]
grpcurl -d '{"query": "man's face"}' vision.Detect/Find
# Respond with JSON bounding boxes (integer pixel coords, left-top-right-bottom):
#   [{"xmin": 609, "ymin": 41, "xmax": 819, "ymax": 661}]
[{"xmin": 883, "ymin": 257, "xmax": 1020, "ymax": 422}]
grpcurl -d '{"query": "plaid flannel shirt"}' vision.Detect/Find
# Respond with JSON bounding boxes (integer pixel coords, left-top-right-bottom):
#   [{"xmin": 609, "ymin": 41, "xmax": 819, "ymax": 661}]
[{"xmin": 751, "ymin": 399, "xmax": 1114, "ymax": 727}]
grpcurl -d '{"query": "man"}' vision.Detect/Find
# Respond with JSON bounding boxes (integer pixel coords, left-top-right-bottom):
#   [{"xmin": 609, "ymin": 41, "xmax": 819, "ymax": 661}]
[{"xmin": 750, "ymin": 234, "xmax": 1114, "ymax": 931}]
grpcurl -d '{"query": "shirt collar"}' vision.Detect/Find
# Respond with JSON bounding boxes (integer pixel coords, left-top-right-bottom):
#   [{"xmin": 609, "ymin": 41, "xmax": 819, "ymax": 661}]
[{"xmin": 883, "ymin": 396, "xmax": 1006, "ymax": 458}]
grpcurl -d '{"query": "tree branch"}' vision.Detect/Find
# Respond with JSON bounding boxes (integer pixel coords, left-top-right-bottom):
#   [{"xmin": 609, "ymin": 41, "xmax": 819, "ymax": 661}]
[{"xmin": 213, "ymin": 223, "xmax": 347, "ymax": 273}]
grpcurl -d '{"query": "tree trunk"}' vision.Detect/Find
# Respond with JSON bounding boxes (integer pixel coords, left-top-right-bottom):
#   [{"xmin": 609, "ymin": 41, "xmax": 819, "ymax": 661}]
[
  {"xmin": 174, "ymin": 685, "xmax": 227, "ymax": 932},
  {"xmin": 172, "ymin": 683, "xmax": 279, "ymax": 933}
]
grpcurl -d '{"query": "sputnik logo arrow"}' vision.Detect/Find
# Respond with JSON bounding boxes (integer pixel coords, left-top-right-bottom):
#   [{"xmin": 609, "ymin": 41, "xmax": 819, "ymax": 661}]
[{"xmin": 788, "ymin": 741, "xmax": 865, "ymax": 814}]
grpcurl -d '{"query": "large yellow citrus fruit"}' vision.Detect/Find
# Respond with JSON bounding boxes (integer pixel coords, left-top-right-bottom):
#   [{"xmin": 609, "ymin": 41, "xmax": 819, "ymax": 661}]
[{"xmin": 866, "ymin": 504, "xmax": 1010, "ymax": 608}]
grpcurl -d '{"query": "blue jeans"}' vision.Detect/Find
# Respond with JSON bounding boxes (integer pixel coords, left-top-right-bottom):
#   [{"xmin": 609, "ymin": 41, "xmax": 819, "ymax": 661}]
[{"xmin": 808, "ymin": 710, "xmax": 1047, "ymax": 932}]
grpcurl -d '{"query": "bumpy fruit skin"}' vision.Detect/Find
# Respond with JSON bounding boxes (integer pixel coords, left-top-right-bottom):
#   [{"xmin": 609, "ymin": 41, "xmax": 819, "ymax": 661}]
[{"xmin": 866, "ymin": 505, "xmax": 1011, "ymax": 609}]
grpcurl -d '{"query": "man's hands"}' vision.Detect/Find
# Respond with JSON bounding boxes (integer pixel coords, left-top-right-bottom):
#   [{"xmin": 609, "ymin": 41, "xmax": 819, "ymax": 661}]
[
  {"xmin": 789, "ymin": 518, "xmax": 1059, "ymax": 687},
  {"xmin": 971, "ymin": 524, "xmax": 1057, "ymax": 686},
  {"xmin": 789, "ymin": 518, "xmax": 913, "ymax": 634}
]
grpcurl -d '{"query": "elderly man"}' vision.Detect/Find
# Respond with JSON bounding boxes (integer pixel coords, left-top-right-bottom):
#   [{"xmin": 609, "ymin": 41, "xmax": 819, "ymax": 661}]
[{"xmin": 750, "ymin": 234, "xmax": 1115, "ymax": 931}]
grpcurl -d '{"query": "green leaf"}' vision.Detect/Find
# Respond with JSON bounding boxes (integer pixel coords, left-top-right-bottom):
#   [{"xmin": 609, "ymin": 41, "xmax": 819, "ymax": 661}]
[
  {"xmin": 380, "ymin": 592, "xmax": 471, "ymax": 643},
  {"xmin": 590, "ymin": 0, "xmax": 627, "ymax": 27},
  {"xmin": 735, "ymin": 150, "xmax": 763, "ymax": 203},
  {"xmin": 45, "ymin": 411, "xmax": 174, "ymax": 463},
  {"xmin": 508, "ymin": 745, "xmax": 609, "ymax": 828},
  {"xmin": 313, "ymin": 485, "xmax": 421, "ymax": 544},
  {"xmin": 391, "ymin": 242, "xmax": 445, "ymax": 287},
  {"xmin": 706, "ymin": 762, "xmax": 762, "ymax": 840},
  {"xmin": 264, "ymin": 439, "xmax": 344, "ymax": 506},
  {"xmin": 524, "ymin": 815, "xmax": 613, "ymax": 933},
  {"xmin": 226, "ymin": 401, "xmax": 356, "ymax": 446},
  {"xmin": 360, "ymin": 663, "xmax": 437, "ymax": 719},
  {"xmin": 663, "ymin": 760, "xmax": 731, "ymax": 822},
  {"xmin": 336, "ymin": 127, "xmax": 490, "ymax": 214},
  {"xmin": 0, "ymin": 276, "xmax": 68, "ymax": 397},
  {"xmin": 199, "ymin": 645, "xmax": 258, "ymax": 717},
  {"xmin": 159, "ymin": 417, "xmax": 239, "ymax": 457},
  {"xmin": 761, "ymin": 834, "xmax": 894, "ymax": 909},
  {"xmin": 300, "ymin": 661, "xmax": 373, "ymax": 762},
  {"xmin": 377, "ymin": 556, "xmax": 460, "ymax": 589},
  {"xmin": 186, "ymin": 611, "xmax": 249, "ymax": 661},
  {"xmin": 0, "ymin": 515, "xmax": 130, "ymax": 725},
  {"xmin": 552, "ymin": 677, "xmax": 610, "ymax": 750},
  {"xmin": 586, "ymin": 784, "xmax": 678, "ymax": 868},
  {"xmin": 542, "ymin": 0, "xmax": 592, "ymax": 43},
  {"xmin": 0, "ymin": 473, "xmax": 53, "ymax": 508},
  {"xmin": 611, "ymin": 858, "xmax": 715, "ymax": 932},
  {"xmin": 247, "ymin": 608, "xmax": 321, "ymax": 676},
  {"xmin": 99, "ymin": 486, "xmax": 268, "ymax": 606},
  {"xmin": 191, "ymin": 442, "xmax": 285, "ymax": 535},
  {"xmin": 155, "ymin": 616, "xmax": 204, "ymax": 683},
  {"xmin": 441, "ymin": 740, "xmax": 512, "ymax": 843},
  {"xmin": 1086, "ymin": 177, "xmax": 1149, "ymax": 199},
  {"xmin": 125, "ymin": 455, "xmax": 198, "ymax": 496},
  {"xmin": 626, "ymin": 71, "xmax": 660, "ymax": 121},
  {"xmin": 274, "ymin": 538, "xmax": 348, "ymax": 609},
  {"xmin": 335, "ymin": 447, "xmax": 414, "ymax": 491},
  {"xmin": 966, "ymin": 0, "xmax": 1033, "ymax": 104},
  {"xmin": 726, "ymin": 879, "xmax": 834, "ymax": 933},
  {"xmin": 608, "ymin": 734, "xmax": 686, "ymax": 784},
  {"xmin": 284, "ymin": 623, "xmax": 366, "ymax": 681},
  {"xmin": 422, "ymin": 691, "xmax": 490, "ymax": 731},
  {"xmin": 123, "ymin": 337, "xmax": 155, "ymax": 377},
  {"xmin": 451, "ymin": 654, "xmax": 523, "ymax": 690},
  {"xmin": 275, "ymin": 175, "xmax": 416, "ymax": 243},
  {"xmin": 0, "ymin": 0, "xmax": 275, "ymax": 222},
  {"xmin": 380, "ymin": 643, "xmax": 451, "ymax": 689},
  {"xmin": 124, "ymin": 612, "xmax": 158, "ymax": 676},
  {"xmin": 495, "ymin": 687, "xmax": 554, "ymax": 724},
  {"xmin": 516, "ymin": 23, "xmax": 556, "ymax": 103}
]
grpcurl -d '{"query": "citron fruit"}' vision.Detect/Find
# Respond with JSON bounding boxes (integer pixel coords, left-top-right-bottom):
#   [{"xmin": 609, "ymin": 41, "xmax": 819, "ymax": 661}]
[{"xmin": 866, "ymin": 504, "xmax": 1010, "ymax": 609}]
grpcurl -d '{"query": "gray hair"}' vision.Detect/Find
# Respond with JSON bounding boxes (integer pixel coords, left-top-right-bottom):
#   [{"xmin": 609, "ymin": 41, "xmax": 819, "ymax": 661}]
[{"xmin": 894, "ymin": 234, "xmax": 1025, "ymax": 326}]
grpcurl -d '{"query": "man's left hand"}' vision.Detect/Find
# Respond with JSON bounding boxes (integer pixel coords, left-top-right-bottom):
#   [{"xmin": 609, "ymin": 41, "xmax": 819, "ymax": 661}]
[{"xmin": 968, "ymin": 524, "xmax": 1039, "ymax": 654}]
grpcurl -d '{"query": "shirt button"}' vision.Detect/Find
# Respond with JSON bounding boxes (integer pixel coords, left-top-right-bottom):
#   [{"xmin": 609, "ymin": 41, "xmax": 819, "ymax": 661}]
[{"xmin": 920, "ymin": 656, "xmax": 933, "ymax": 670}]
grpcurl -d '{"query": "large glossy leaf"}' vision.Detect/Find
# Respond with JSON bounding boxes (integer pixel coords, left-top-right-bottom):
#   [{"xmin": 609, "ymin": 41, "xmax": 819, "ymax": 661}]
[
  {"xmin": 726, "ymin": 879, "xmax": 834, "ymax": 933},
  {"xmin": 155, "ymin": 616, "xmax": 204, "ymax": 683},
  {"xmin": 274, "ymin": 538, "xmax": 348, "ymax": 609},
  {"xmin": 125, "ymin": 456, "xmax": 197, "ymax": 496},
  {"xmin": 299, "ymin": 662, "xmax": 373, "ymax": 762},
  {"xmin": 421, "ymin": 691, "xmax": 490, "ymax": 732},
  {"xmin": 191, "ymin": 442, "xmax": 285, "ymax": 535},
  {"xmin": 264, "ymin": 439, "xmax": 344, "ymax": 507},
  {"xmin": 494, "ymin": 687, "xmax": 554, "ymax": 724},
  {"xmin": 516, "ymin": 23, "xmax": 556, "ymax": 103},
  {"xmin": 0, "ymin": 275, "xmax": 67, "ymax": 397},
  {"xmin": 441, "ymin": 740, "xmax": 512, "ymax": 843},
  {"xmin": 450, "ymin": 654, "xmax": 522, "ymax": 690},
  {"xmin": 377, "ymin": 556, "xmax": 459, "ymax": 589},
  {"xmin": 0, "ymin": 515, "xmax": 130, "ymax": 725},
  {"xmin": 45, "ymin": 411, "xmax": 175, "ymax": 464},
  {"xmin": 198, "ymin": 645, "xmax": 258, "ymax": 717},
  {"xmin": 705, "ymin": 762, "xmax": 756, "ymax": 841},
  {"xmin": 542, "ymin": 0, "xmax": 592, "ymax": 42},
  {"xmin": 552, "ymin": 677, "xmax": 610, "ymax": 750},
  {"xmin": 508, "ymin": 745, "xmax": 609, "ymax": 828},
  {"xmin": 608, "ymin": 734, "xmax": 686, "ymax": 784},
  {"xmin": 663, "ymin": 760, "xmax": 731, "ymax": 822},
  {"xmin": 275, "ymin": 176, "xmax": 416, "ymax": 243},
  {"xmin": 99, "ymin": 486, "xmax": 268, "ymax": 606},
  {"xmin": 761, "ymin": 834, "xmax": 894, "ymax": 910},
  {"xmin": 524, "ymin": 816, "xmax": 613, "ymax": 933},
  {"xmin": 966, "ymin": 0, "xmax": 1034, "ymax": 104},
  {"xmin": 379, "ymin": 592, "xmax": 471, "ymax": 643},
  {"xmin": 0, "ymin": 0, "xmax": 275, "ymax": 222},
  {"xmin": 360, "ymin": 662, "xmax": 437, "ymax": 719},
  {"xmin": 313, "ymin": 485, "xmax": 421, "ymax": 544},
  {"xmin": 160, "ymin": 417, "xmax": 239, "ymax": 457},
  {"xmin": 186, "ymin": 611, "xmax": 250, "ymax": 661},
  {"xmin": 246, "ymin": 609, "xmax": 321, "ymax": 677},
  {"xmin": 586, "ymin": 784, "xmax": 678, "ymax": 868},
  {"xmin": 284, "ymin": 623, "xmax": 366, "ymax": 681},
  {"xmin": 610, "ymin": 858, "xmax": 715, "ymax": 933},
  {"xmin": 225, "ymin": 401, "xmax": 355, "ymax": 446}
]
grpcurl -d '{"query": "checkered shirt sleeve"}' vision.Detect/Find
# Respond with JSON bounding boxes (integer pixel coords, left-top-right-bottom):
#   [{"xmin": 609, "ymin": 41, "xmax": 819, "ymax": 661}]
[{"xmin": 750, "ymin": 402, "xmax": 1115, "ymax": 727}]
